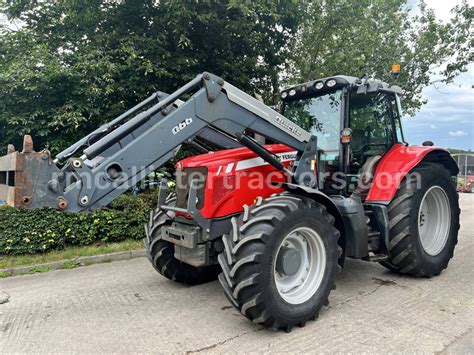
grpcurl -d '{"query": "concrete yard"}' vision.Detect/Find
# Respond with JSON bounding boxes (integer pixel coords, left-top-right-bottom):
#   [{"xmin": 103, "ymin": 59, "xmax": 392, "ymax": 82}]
[{"xmin": 1, "ymin": 194, "xmax": 473, "ymax": 353}]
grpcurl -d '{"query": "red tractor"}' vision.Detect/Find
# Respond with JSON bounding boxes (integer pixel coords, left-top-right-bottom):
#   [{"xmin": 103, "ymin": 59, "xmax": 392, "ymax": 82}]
[{"xmin": 0, "ymin": 73, "xmax": 460, "ymax": 331}]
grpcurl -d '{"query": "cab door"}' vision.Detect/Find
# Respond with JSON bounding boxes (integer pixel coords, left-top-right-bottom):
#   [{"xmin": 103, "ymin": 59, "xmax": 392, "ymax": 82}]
[{"xmin": 346, "ymin": 91, "xmax": 398, "ymax": 194}]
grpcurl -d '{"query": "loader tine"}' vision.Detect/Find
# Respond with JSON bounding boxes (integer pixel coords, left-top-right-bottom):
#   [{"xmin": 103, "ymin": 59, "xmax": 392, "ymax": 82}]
[{"xmin": 22, "ymin": 135, "xmax": 34, "ymax": 153}]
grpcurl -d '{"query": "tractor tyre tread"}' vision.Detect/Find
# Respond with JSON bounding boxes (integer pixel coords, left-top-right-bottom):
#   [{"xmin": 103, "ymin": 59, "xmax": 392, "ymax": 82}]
[
  {"xmin": 218, "ymin": 194, "xmax": 341, "ymax": 332},
  {"xmin": 144, "ymin": 194, "xmax": 220, "ymax": 285},
  {"xmin": 381, "ymin": 163, "xmax": 460, "ymax": 277}
]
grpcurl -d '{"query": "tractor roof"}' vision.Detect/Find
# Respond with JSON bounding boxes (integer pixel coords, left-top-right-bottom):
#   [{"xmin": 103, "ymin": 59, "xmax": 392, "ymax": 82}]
[{"xmin": 280, "ymin": 75, "xmax": 402, "ymax": 102}]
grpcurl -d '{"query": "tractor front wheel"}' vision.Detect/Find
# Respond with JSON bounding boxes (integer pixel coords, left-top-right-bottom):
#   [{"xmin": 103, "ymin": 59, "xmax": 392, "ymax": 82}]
[
  {"xmin": 218, "ymin": 194, "xmax": 341, "ymax": 332},
  {"xmin": 382, "ymin": 163, "xmax": 460, "ymax": 276},
  {"xmin": 144, "ymin": 195, "xmax": 220, "ymax": 285}
]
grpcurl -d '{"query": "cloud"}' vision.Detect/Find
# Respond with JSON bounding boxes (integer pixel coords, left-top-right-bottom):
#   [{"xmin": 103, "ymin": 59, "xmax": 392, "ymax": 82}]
[
  {"xmin": 403, "ymin": 63, "xmax": 474, "ymax": 150},
  {"xmin": 449, "ymin": 130, "xmax": 468, "ymax": 137},
  {"xmin": 400, "ymin": 1, "xmax": 473, "ymax": 151}
]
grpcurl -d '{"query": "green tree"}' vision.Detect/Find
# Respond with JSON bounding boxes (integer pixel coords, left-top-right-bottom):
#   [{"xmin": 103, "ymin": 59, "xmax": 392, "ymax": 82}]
[
  {"xmin": 0, "ymin": 0, "xmax": 471, "ymax": 154},
  {"xmin": 291, "ymin": 0, "xmax": 473, "ymax": 115},
  {"xmin": 0, "ymin": 0, "xmax": 302, "ymax": 153}
]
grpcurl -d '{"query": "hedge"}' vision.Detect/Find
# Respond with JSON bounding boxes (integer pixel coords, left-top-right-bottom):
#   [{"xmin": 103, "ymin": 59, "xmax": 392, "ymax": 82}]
[{"xmin": 0, "ymin": 192, "xmax": 158, "ymax": 255}]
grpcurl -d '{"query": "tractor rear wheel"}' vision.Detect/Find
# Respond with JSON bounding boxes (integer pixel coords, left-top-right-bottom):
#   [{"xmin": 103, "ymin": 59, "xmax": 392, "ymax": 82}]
[
  {"xmin": 218, "ymin": 194, "xmax": 341, "ymax": 332},
  {"xmin": 144, "ymin": 195, "xmax": 220, "ymax": 285},
  {"xmin": 381, "ymin": 163, "xmax": 460, "ymax": 276}
]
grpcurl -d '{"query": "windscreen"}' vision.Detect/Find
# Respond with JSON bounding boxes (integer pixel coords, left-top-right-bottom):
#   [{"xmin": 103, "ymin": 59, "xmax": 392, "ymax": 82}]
[{"xmin": 283, "ymin": 90, "xmax": 342, "ymax": 152}]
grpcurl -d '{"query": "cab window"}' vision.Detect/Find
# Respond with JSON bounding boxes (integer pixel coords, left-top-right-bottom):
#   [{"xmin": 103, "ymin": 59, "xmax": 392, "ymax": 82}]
[
  {"xmin": 349, "ymin": 91, "xmax": 394, "ymax": 160},
  {"xmin": 390, "ymin": 94, "xmax": 406, "ymax": 143},
  {"xmin": 283, "ymin": 90, "xmax": 343, "ymax": 192}
]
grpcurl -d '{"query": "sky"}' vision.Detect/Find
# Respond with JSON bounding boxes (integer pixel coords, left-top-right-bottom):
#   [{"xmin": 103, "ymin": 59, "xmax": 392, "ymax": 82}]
[
  {"xmin": 402, "ymin": 0, "xmax": 473, "ymax": 151},
  {"xmin": 402, "ymin": 66, "xmax": 473, "ymax": 151}
]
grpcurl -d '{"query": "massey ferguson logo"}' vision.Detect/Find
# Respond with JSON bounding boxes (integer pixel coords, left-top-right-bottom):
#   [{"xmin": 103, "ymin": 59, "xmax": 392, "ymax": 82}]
[
  {"xmin": 172, "ymin": 118, "xmax": 193, "ymax": 135},
  {"xmin": 278, "ymin": 153, "xmax": 297, "ymax": 161},
  {"xmin": 275, "ymin": 116, "xmax": 302, "ymax": 137}
]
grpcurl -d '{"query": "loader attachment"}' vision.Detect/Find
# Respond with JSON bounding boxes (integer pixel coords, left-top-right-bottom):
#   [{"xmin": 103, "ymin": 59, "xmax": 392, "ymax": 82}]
[
  {"xmin": 0, "ymin": 135, "xmax": 62, "ymax": 208},
  {"xmin": 0, "ymin": 72, "xmax": 312, "ymax": 212}
]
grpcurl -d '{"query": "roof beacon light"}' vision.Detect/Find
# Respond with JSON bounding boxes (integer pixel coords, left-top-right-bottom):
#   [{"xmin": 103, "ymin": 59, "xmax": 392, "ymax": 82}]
[{"xmin": 391, "ymin": 64, "xmax": 401, "ymax": 75}]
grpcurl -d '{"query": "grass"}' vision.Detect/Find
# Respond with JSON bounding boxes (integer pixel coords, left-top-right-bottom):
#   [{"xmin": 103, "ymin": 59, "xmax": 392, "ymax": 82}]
[
  {"xmin": 60, "ymin": 260, "xmax": 80, "ymax": 270},
  {"xmin": 28, "ymin": 265, "xmax": 52, "ymax": 274},
  {"xmin": 0, "ymin": 239, "xmax": 144, "ymax": 270}
]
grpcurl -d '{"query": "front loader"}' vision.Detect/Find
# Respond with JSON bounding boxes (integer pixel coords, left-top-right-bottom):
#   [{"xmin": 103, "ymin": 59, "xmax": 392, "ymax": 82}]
[{"xmin": 0, "ymin": 72, "xmax": 460, "ymax": 331}]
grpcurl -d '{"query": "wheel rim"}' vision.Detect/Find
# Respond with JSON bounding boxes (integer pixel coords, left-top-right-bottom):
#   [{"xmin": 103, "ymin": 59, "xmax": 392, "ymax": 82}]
[
  {"xmin": 274, "ymin": 227, "xmax": 326, "ymax": 305},
  {"xmin": 418, "ymin": 186, "xmax": 451, "ymax": 256}
]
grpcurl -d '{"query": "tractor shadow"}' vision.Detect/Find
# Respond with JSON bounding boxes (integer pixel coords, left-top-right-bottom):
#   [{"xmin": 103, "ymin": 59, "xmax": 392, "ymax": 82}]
[{"xmin": 190, "ymin": 257, "xmax": 412, "ymax": 326}]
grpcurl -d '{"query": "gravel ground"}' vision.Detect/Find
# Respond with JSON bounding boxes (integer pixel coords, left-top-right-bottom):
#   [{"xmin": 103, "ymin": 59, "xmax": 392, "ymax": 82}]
[{"xmin": 0, "ymin": 194, "xmax": 472, "ymax": 353}]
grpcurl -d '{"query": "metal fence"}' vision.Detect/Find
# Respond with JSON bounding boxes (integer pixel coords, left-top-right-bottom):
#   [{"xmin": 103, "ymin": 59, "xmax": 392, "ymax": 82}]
[{"xmin": 453, "ymin": 154, "xmax": 474, "ymax": 193}]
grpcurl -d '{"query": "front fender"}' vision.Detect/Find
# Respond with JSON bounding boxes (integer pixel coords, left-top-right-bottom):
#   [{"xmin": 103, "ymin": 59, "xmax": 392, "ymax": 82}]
[{"xmin": 366, "ymin": 144, "xmax": 458, "ymax": 203}]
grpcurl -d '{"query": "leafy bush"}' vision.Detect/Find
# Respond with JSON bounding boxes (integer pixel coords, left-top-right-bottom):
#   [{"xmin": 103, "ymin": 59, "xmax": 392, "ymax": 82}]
[{"xmin": 0, "ymin": 192, "xmax": 158, "ymax": 255}]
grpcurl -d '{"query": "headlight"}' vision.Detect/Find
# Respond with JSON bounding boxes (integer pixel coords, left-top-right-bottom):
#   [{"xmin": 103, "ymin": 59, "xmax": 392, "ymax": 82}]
[
  {"xmin": 281, "ymin": 91, "xmax": 288, "ymax": 99},
  {"xmin": 314, "ymin": 81, "xmax": 324, "ymax": 90},
  {"xmin": 289, "ymin": 89, "xmax": 296, "ymax": 96},
  {"xmin": 326, "ymin": 79, "xmax": 337, "ymax": 87}
]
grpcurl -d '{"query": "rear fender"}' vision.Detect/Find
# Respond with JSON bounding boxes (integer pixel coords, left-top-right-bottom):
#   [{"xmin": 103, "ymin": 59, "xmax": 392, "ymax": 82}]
[
  {"xmin": 366, "ymin": 144, "xmax": 459, "ymax": 203},
  {"xmin": 279, "ymin": 183, "xmax": 347, "ymax": 266}
]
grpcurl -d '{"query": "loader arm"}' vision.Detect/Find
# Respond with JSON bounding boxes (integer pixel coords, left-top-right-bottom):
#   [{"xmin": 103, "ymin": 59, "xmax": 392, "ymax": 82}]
[{"xmin": 0, "ymin": 72, "xmax": 312, "ymax": 212}]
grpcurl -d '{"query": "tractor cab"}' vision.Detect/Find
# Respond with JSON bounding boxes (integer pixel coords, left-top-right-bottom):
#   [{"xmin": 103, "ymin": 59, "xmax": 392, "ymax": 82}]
[{"xmin": 281, "ymin": 76, "xmax": 405, "ymax": 196}]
